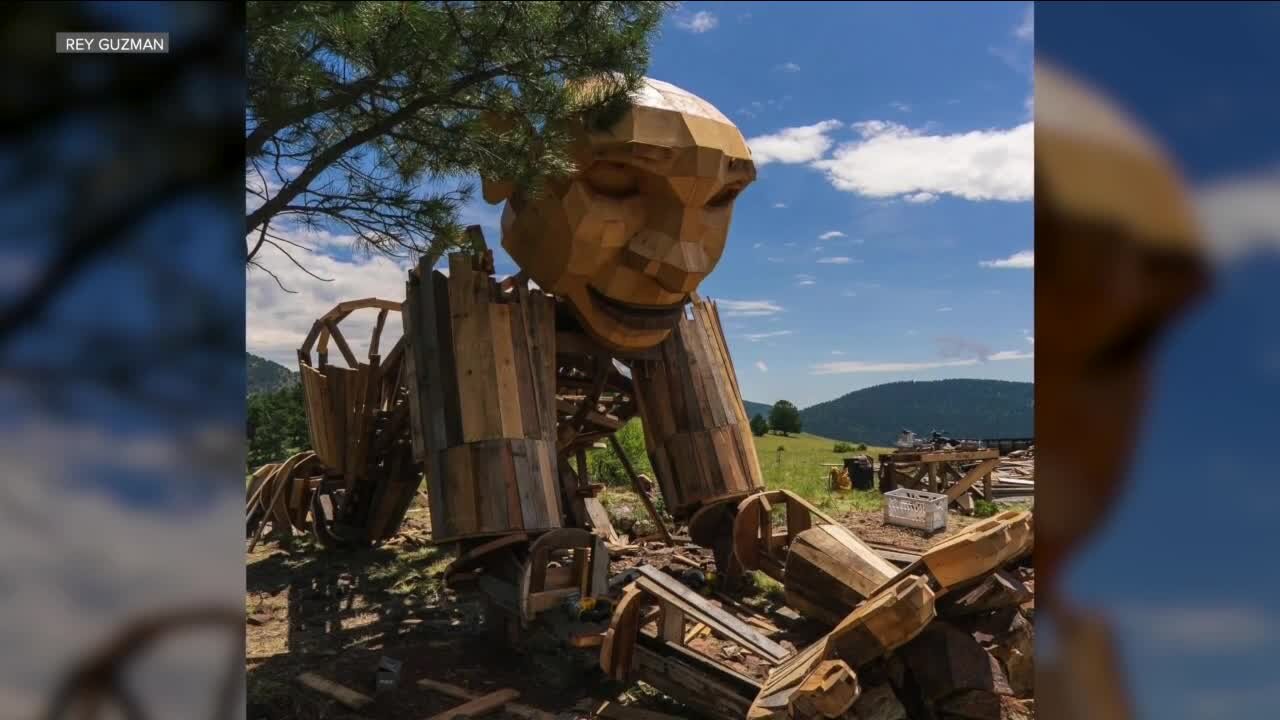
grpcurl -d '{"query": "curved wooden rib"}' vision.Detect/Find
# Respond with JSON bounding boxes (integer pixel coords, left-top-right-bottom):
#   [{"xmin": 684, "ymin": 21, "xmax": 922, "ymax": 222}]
[
  {"xmin": 298, "ymin": 297, "xmax": 403, "ymax": 369},
  {"xmin": 444, "ymin": 533, "xmax": 530, "ymax": 586},
  {"xmin": 731, "ymin": 490, "xmax": 839, "ymax": 579},
  {"xmin": 600, "ymin": 584, "xmax": 648, "ymax": 681},
  {"xmin": 517, "ymin": 528, "xmax": 599, "ymax": 623}
]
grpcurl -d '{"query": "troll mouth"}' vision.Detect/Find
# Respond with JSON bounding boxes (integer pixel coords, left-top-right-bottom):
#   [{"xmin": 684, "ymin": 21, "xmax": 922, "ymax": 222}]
[{"xmin": 586, "ymin": 285, "xmax": 686, "ymax": 331}]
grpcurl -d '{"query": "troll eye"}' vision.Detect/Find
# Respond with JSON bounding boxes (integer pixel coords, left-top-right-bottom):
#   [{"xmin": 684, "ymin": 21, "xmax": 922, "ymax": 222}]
[
  {"xmin": 584, "ymin": 162, "xmax": 639, "ymax": 198},
  {"xmin": 706, "ymin": 185, "xmax": 743, "ymax": 208}
]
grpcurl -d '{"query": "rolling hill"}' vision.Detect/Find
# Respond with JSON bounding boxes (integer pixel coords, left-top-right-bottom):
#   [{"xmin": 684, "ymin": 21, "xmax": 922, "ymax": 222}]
[
  {"xmin": 247, "ymin": 353, "xmax": 297, "ymax": 395},
  {"xmin": 742, "ymin": 400, "xmax": 773, "ymax": 420},
  {"xmin": 798, "ymin": 379, "xmax": 1032, "ymax": 446}
]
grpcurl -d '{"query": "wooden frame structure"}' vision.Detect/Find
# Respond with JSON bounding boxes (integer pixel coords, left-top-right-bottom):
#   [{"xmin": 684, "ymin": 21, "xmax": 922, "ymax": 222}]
[
  {"xmin": 880, "ymin": 448, "xmax": 1002, "ymax": 506},
  {"xmin": 247, "ymin": 298, "xmax": 421, "ymax": 550}
]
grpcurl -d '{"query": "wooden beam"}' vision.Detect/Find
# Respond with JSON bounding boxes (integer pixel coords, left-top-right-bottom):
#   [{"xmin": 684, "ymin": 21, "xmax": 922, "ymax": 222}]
[
  {"xmin": 945, "ymin": 458, "xmax": 1001, "ymax": 502},
  {"xmin": 296, "ymin": 672, "xmax": 371, "ymax": 711},
  {"xmin": 416, "ymin": 679, "xmax": 554, "ymax": 720},
  {"xmin": 426, "ymin": 688, "xmax": 521, "ymax": 720},
  {"xmin": 369, "ymin": 308, "xmax": 389, "ymax": 356},
  {"xmin": 634, "ymin": 566, "xmax": 789, "ymax": 664},
  {"xmin": 323, "ymin": 319, "xmax": 360, "ymax": 368},
  {"xmin": 609, "ymin": 435, "xmax": 673, "ymax": 546}
]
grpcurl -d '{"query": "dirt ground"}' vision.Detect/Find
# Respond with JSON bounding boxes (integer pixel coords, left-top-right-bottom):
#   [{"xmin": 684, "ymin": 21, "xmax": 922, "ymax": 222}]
[{"xmin": 246, "ymin": 497, "xmax": 1023, "ymax": 719}]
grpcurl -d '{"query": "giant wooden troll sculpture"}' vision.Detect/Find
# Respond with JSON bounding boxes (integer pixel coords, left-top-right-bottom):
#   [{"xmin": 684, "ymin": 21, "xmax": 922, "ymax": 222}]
[{"xmin": 390, "ymin": 78, "xmax": 1031, "ymax": 719}]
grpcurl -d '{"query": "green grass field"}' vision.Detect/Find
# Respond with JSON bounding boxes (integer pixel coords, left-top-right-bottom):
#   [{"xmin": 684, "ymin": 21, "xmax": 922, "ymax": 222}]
[
  {"xmin": 754, "ymin": 432, "xmax": 894, "ymax": 516},
  {"xmin": 597, "ymin": 427, "xmax": 894, "ymax": 531}
]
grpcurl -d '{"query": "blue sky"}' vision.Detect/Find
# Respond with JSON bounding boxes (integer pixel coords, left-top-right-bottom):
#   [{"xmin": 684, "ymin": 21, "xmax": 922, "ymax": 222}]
[
  {"xmin": 1040, "ymin": 3, "xmax": 1280, "ymax": 719},
  {"xmin": 246, "ymin": 1, "xmax": 1035, "ymax": 409}
]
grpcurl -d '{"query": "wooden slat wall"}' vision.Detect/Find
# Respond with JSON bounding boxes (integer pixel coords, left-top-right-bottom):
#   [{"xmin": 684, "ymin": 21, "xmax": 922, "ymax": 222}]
[
  {"xmin": 404, "ymin": 253, "xmax": 563, "ymax": 543},
  {"xmin": 631, "ymin": 295, "xmax": 765, "ymax": 518}
]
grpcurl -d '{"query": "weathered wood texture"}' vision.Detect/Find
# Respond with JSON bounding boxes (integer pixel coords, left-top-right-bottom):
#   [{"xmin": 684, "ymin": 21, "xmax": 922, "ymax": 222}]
[
  {"xmin": 782, "ymin": 524, "xmax": 900, "ymax": 627},
  {"xmin": 294, "ymin": 298, "xmax": 421, "ymax": 545},
  {"xmin": 749, "ymin": 575, "xmax": 935, "ymax": 719},
  {"xmin": 921, "ymin": 510, "xmax": 1033, "ymax": 591},
  {"xmin": 631, "ymin": 295, "xmax": 764, "ymax": 518},
  {"xmin": 403, "ymin": 253, "xmax": 563, "ymax": 543}
]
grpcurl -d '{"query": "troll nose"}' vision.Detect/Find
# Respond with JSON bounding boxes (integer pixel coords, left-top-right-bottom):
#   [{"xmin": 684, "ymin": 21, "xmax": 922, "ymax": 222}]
[{"xmin": 621, "ymin": 231, "xmax": 711, "ymax": 294}]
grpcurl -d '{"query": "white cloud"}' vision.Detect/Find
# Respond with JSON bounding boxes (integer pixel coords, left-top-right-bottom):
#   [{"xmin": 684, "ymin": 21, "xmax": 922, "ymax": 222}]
[
  {"xmin": 747, "ymin": 120, "xmax": 842, "ymax": 166},
  {"xmin": 905, "ymin": 192, "xmax": 937, "ymax": 204},
  {"xmin": 988, "ymin": 350, "xmax": 1033, "ymax": 361},
  {"xmin": 817, "ymin": 257, "xmax": 853, "ymax": 264},
  {"xmin": 890, "ymin": 101, "xmax": 911, "ymax": 113},
  {"xmin": 776, "ymin": 62, "xmax": 801, "ymax": 73},
  {"xmin": 831, "ymin": 350, "xmax": 845, "ymax": 355},
  {"xmin": 772, "ymin": 202, "xmax": 788, "ymax": 209},
  {"xmin": 247, "ymin": 227, "xmax": 413, "ymax": 367},
  {"xmin": 794, "ymin": 273, "xmax": 816, "ymax": 286},
  {"xmin": 1014, "ymin": 5, "xmax": 1034, "ymax": 41},
  {"xmin": 1196, "ymin": 169, "xmax": 1280, "ymax": 263},
  {"xmin": 818, "ymin": 231, "xmax": 846, "ymax": 241},
  {"xmin": 979, "ymin": 249, "xmax": 1034, "ymax": 269},
  {"xmin": 938, "ymin": 306, "xmax": 953, "ymax": 312},
  {"xmin": 811, "ymin": 348, "xmax": 1031, "ymax": 374},
  {"xmin": 755, "ymin": 360, "xmax": 769, "ymax": 372},
  {"xmin": 717, "ymin": 299, "xmax": 784, "ymax": 317},
  {"xmin": 812, "ymin": 120, "xmax": 1032, "ymax": 202},
  {"xmin": 752, "ymin": 242, "xmax": 764, "ymax": 249},
  {"xmin": 745, "ymin": 330, "xmax": 792, "ymax": 342},
  {"xmin": 676, "ymin": 10, "xmax": 718, "ymax": 33},
  {"xmin": 783, "ymin": 241, "xmax": 797, "ymax": 247},
  {"xmin": 767, "ymin": 256, "xmax": 785, "ymax": 263}
]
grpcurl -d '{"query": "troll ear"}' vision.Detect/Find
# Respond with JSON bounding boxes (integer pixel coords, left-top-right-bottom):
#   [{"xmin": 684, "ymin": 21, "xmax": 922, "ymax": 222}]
[{"xmin": 479, "ymin": 111, "xmax": 518, "ymax": 204}]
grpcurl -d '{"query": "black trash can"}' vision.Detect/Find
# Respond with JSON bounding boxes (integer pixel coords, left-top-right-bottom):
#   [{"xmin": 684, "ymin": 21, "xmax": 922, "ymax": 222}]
[{"xmin": 844, "ymin": 455, "xmax": 875, "ymax": 491}]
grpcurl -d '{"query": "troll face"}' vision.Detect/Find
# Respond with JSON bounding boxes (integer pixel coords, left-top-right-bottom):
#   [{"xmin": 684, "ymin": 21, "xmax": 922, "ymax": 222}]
[{"xmin": 489, "ymin": 78, "xmax": 756, "ymax": 353}]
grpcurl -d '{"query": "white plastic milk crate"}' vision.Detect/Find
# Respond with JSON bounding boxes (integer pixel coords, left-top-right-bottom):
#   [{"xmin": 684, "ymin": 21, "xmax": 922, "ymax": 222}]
[{"xmin": 883, "ymin": 487, "xmax": 948, "ymax": 532}]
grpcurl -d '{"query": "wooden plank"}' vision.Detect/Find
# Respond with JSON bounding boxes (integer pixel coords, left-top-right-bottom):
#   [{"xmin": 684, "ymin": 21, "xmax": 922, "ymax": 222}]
[
  {"xmin": 433, "ymin": 271, "xmax": 464, "ymax": 447},
  {"xmin": 945, "ymin": 458, "xmax": 1002, "ymax": 502},
  {"xmin": 489, "ymin": 304, "xmax": 525, "ymax": 438},
  {"xmin": 633, "ymin": 566, "xmax": 789, "ymax": 664},
  {"xmin": 660, "ymin": 604, "xmax": 686, "ymax": 644},
  {"xmin": 507, "ymin": 291, "xmax": 541, "ymax": 438},
  {"xmin": 296, "ymin": 672, "xmax": 371, "ymax": 711},
  {"xmin": 369, "ymin": 308, "xmax": 389, "ymax": 356},
  {"xmin": 590, "ymin": 536, "xmax": 609, "ymax": 596},
  {"xmin": 323, "ymin": 319, "xmax": 359, "ymax": 369},
  {"xmin": 609, "ymin": 435, "xmax": 672, "ymax": 545},
  {"xmin": 426, "ymin": 688, "xmax": 521, "ymax": 720},
  {"xmin": 474, "ymin": 442, "xmax": 510, "ymax": 533},
  {"xmin": 512, "ymin": 439, "xmax": 544, "ymax": 530},
  {"xmin": 417, "ymin": 679, "xmax": 554, "ymax": 720},
  {"xmin": 500, "ymin": 441, "xmax": 523, "ymax": 530}
]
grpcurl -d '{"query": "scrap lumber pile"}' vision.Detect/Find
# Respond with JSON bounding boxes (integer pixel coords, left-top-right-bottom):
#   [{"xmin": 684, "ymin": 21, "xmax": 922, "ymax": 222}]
[{"xmin": 988, "ymin": 447, "xmax": 1035, "ymax": 500}]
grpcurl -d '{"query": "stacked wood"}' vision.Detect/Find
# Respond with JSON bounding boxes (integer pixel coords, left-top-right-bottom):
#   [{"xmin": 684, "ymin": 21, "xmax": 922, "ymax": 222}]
[
  {"xmin": 403, "ymin": 252, "xmax": 563, "ymax": 543},
  {"xmin": 631, "ymin": 294, "xmax": 764, "ymax": 519}
]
